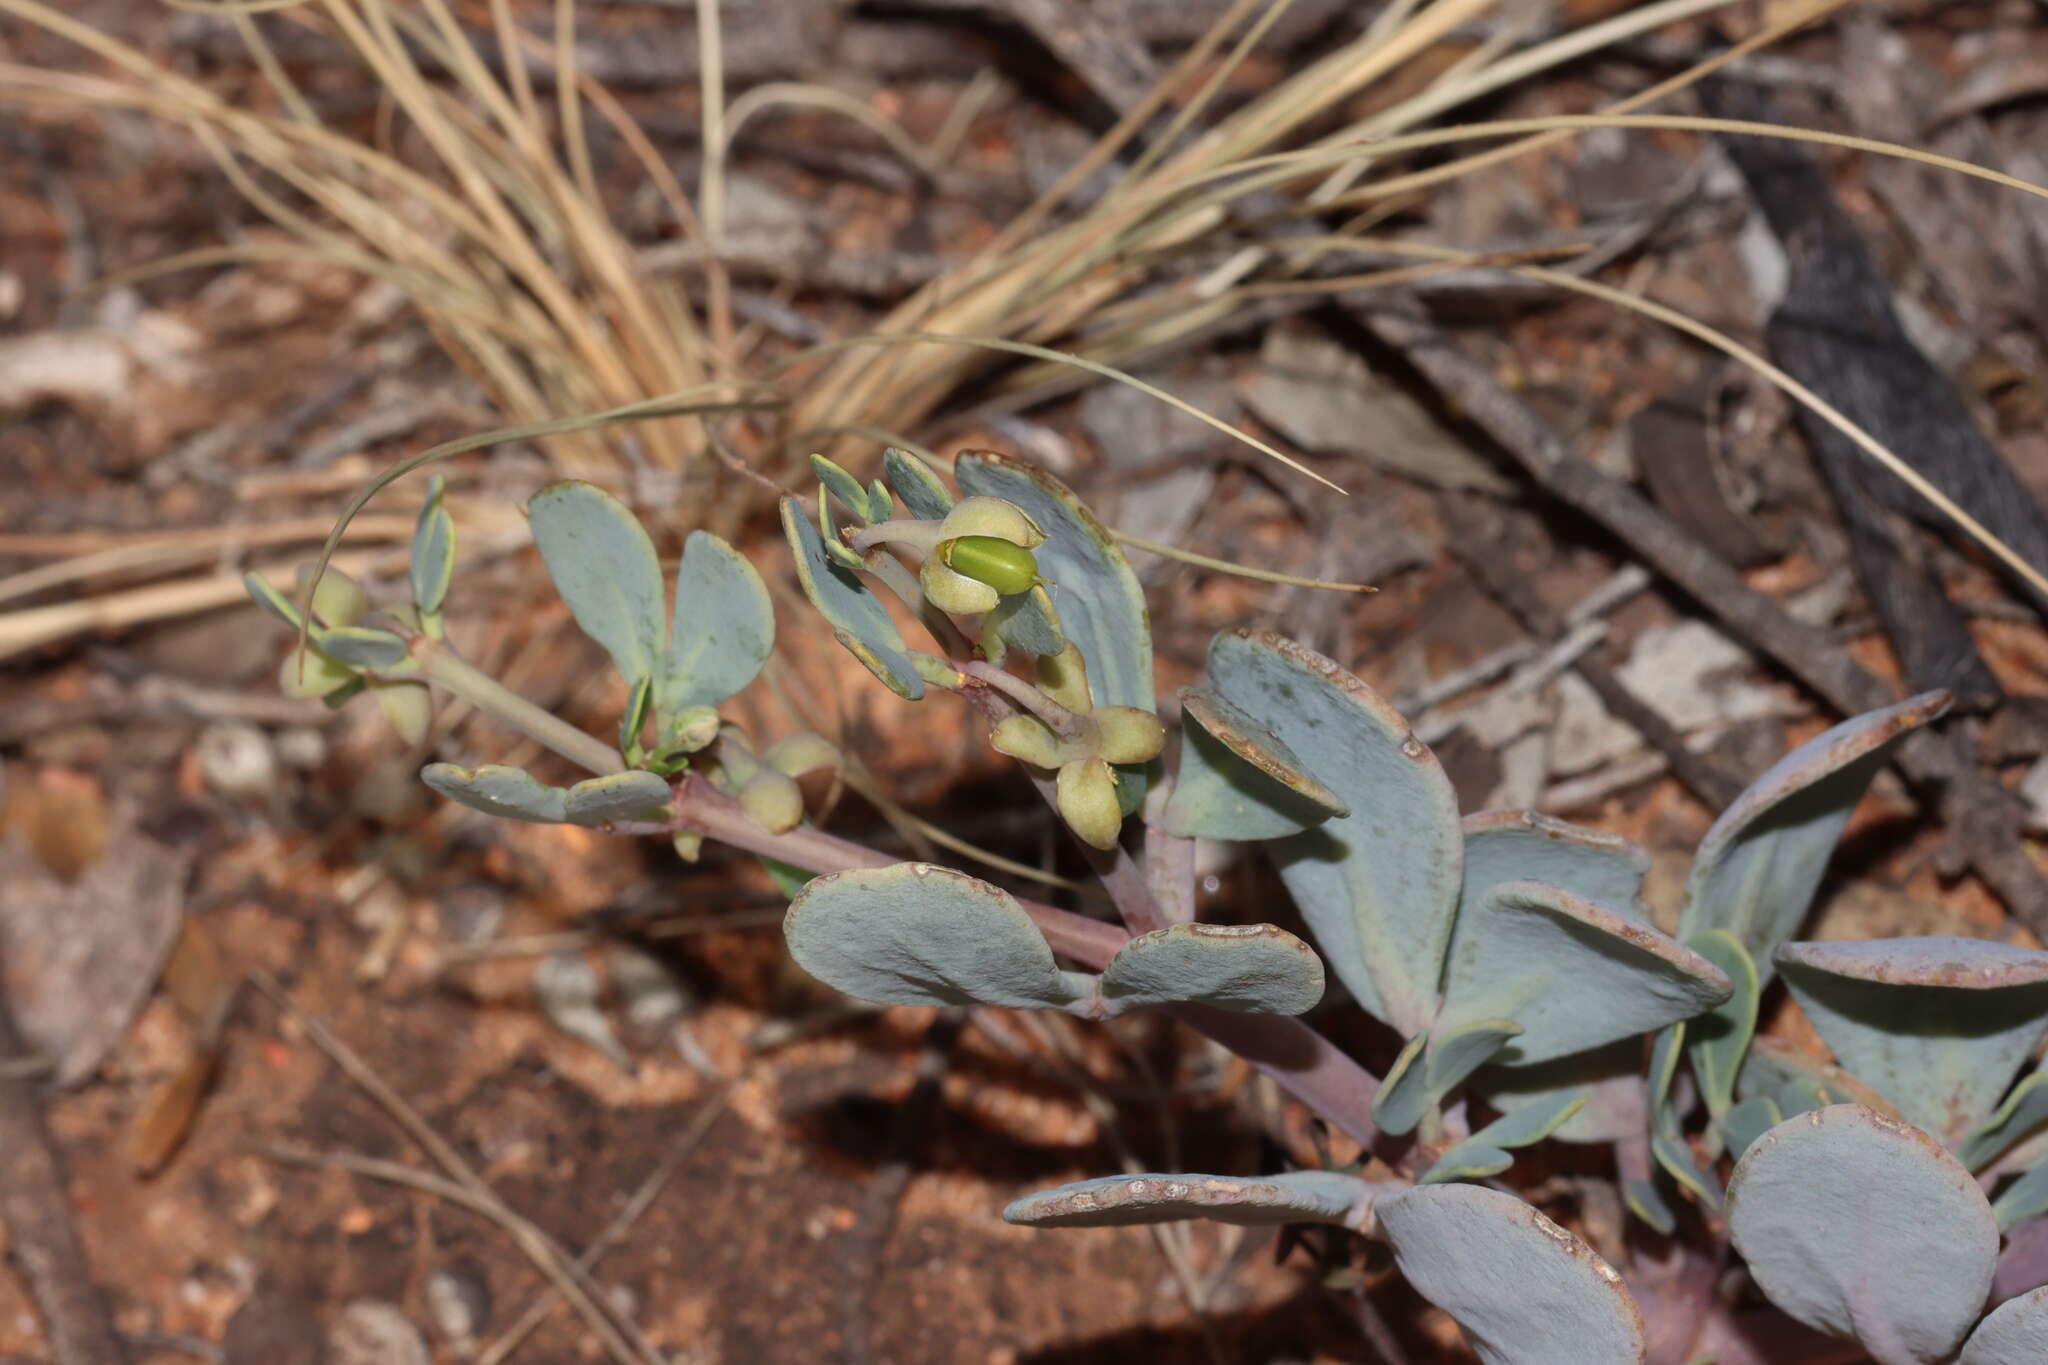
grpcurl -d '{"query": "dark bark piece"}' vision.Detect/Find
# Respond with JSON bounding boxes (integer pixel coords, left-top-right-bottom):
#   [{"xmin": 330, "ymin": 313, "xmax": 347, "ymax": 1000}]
[
  {"xmin": 1701, "ymin": 79, "xmax": 2008, "ymax": 708},
  {"xmin": 997, "ymin": 0, "xmax": 1161, "ymax": 117},
  {"xmin": 1351, "ymin": 291, "xmax": 2048, "ymax": 943},
  {"xmin": 1630, "ymin": 373, "xmax": 1779, "ymax": 569},
  {"xmin": 0, "ymin": 978, "xmax": 129, "ymax": 1365}
]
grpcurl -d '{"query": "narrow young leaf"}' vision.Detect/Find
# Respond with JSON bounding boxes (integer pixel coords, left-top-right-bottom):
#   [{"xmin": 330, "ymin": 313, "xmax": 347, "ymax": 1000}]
[
  {"xmin": 315, "ymin": 626, "xmax": 408, "ymax": 670},
  {"xmin": 1477, "ymin": 1041, "xmax": 1648, "ymax": 1145},
  {"xmin": 1728, "ymin": 1105, "xmax": 1998, "ymax": 1365},
  {"xmin": 1472, "ymin": 1090, "xmax": 1588, "ymax": 1149},
  {"xmin": 1718, "ymin": 1095, "xmax": 1782, "ymax": 1162},
  {"xmin": 421, "ymin": 763, "xmax": 568, "ymax": 823},
  {"xmin": 1418, "ymin": 1143, "xmax": 1514, "ymax": 1185},
  {"xmin": 410, "ymin": 474, "xmax": 455, "ymax": 616},
  {"xmin": 1677, "ymin": 691, "xmax": 1951, "ymax": 983},
  {"xmin": 529, "ymin": 482, "xmax": 666, "ymax": 689},
  {"xmin": 1097, "ymin": 923, "xmax": 1323, "ymax": 1016},
  {"xmin": 1376, "ymin": 1183, "xmax": 1647, "ymax": 1365},
  {"xmin": 783, "ymin": 864, "xmax": 1088, "ymax": 1011},
  {"xmin": 1651, "ymin": 1129, "xmax": 1720, "ymax": 1209},
  {"xmin": 662, "ymin": 531, "xmax": 774, "ymax": 715},
  {"xmin": 1372, "ymin": 1033, "xmax": 1431, "ymax": 1137},
  {"xmin": 1992, "ymin": 1156, "xmax": 2048, "ymax": 1233},
  {"xmin": 1426, "ymin": 1019, "xmax": 1522, "ymax": 1100},
  {"xmin": 1004, "ymin": 1170, "xmax": 1381, "ymax": 1230},
  {"xmin": 781, "ymin": 497, "xmax": 924, "ymax": 700},
  {"xmin": 810, "ymin": 454, "xmax": 878, "ymax": 523},
  {"xmin": 882, "ymin": 446, "xmax": 955, "ymax": 520},
  {"xmin": 1623, "ymin": 1177, "xmax": 1676, "ymax": 1236},
  {"xmin": 245, "ymin": 570, "xmax": 305, "ymax": 630},
  {"xmin": 1685, "ymin": 929, "xmax": 1760, "ymax": 1117},
  {"xmin": 1956, "ymin": 1070, "xmax": 2048, "ymax": 1172}
]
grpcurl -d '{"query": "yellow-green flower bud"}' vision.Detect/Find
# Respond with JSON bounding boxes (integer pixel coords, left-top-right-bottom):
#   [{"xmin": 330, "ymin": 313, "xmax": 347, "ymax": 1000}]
[
  {"xmin": 937, "ymin": 496, "xmax": 1045, "ymax": 549},
  {"xmin": 666, "ymin": 705, "xmax": 722, "ymax": 754},
  {"xmin": 295, "ymin": 565, "xmax": 369, "ymax": 628},
  {"xmin": 991, "ymin": 715, "xmax": 1084, "ymax": 769},
  {"xmin": 738, "ymin": 770, "xmax": 804, "ymax": 833},
  {"xmin": 672, "ymin": 831, "xmax": 704, "ymax": 863},
  {"xmin": 941, "ymin": 536, "xmax": 1040, "ymax": 596},
  {"xmin": 1094, "ymin": 707, "xmax": 1165, "ymax": 765},
  {"xmin": 371, "ymin": 679, "xmax": 432, "ymax": 746},
  {"xmin": 1038, "ymin": 643, "xmax": 1094, "ymax": 713},
  {"xmin": 920, "ymin": 558, "xmax": 1000, "ymax": 616},
  {"xmin": 765, "ymin": 732, "xmax": 840, "ymax": 778},
  {"xmin": 1056, "ymin": 756, "xmax": 1122, "ymax": 851},
  {"xmin": 278, "ymin": 643, "xmax": 355, "ymax": 700}
]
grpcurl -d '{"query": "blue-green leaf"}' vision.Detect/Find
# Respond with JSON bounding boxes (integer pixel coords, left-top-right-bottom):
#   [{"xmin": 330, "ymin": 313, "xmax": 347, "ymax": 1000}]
[
  {"xmin": 1003, "ymin": 1169, "xmax": 1381, "ymax": 1230},
  {"xmin": 1472, "ymin": 1090, "xmax": 1586, "ymax": 1149},
  {"xmin": 1993, "ymin": 1158, "xmax": 2048, "ymax": 1233},
  {"xmin": 783, "ymin": 863, "xmax": 1086, "ymax": 1010},
  {"xmin": 661, "ymin": 530, "xmax": 773, "ymax": 716},
  {"xmin": 1478, "ymin": 1042, "xmax": 1647, "ymax": 1144},
  {"xmin": 1426, "ymin": 1019, "xmax": 1522, "ymax": 1101},
  {"xmin": 1376, "ymin": 1184, "xmax": 1647, "ymax": 1365},
  {"xmin": 1438, "ymin": 880, "xmax": 1731, "ymax": 1066},
  {"xmin": 1961, "ymin": 1286, "xmax": 2048, "ymax": 1364},
  {"xmin": 421, "ymin": 763, "xmax": 568, "ymax": 823},
  {"xmin": 1372, "ymin": 1033, "xmax": 1430, "ymax": 1137},
  {"xmin": 811, "ymin": 454, "xmax": 879, "ymax": 524},
  {"xmin": 1718, "ymin": 1095, "xmax": 1781, "ymax": 1162},
  {"xmin": 1651, "ymin": 1129, "xmax": 1720, "ymax": 1209},
  {"xmin": 981, "ymin": 585, "xmax": 1065, "ymax": 667},
  {"xmin": 1957, "ymin": 1070, "xmax": 2048, "ymax": 1172},
  {"xmin": 1458, "ymin": 809, "xmax": 1650, "ymax": 921},
  {"xmin": 1728, "ymin": 1104, "xmax": 1996, "ymax": 1363},
  {"xmin": 1097, "ymin": 923, "xmax": 1323, "ymax": 1016},
  {"xmin": 1205, "ymin": 631, "xmax": 1461, "ymax": 1034},
  {"xmin": 1685, "ymin": 930, "xmax": 1760, "ymax": 1118},
  {"xmin": 314, "ymin": 626, "xmax": 408, "ymax": 670},
  {"xmin": 780, "ymin": 497, "xmax": 924, "ymax": 700},
  {"xmin": 1776, "ymin": 938, "xmax": 2048, "ymax": 1144},
  {"xmin": 529, "ymin": 482, "xmax": 666, "ymax": 689},
  {"xmin": 1676, "ymin": 691, "xmax": 1951, "ymax": 984},
  {"xmin": 1160, "ymin": 684, "xmax": 1348, "ymax": 841},
  {"xmin": 562, "ymin": 770, "xmax": 671, "ymax": 826},
  {"xmin": 1624, "ymin": 1177, "xmax": 1675, "ymax": 1236},
  {"xmin": 882, "ymin": 446, "xmax": 955, "ymax": 520},
  {"xmin": 1418, "ymin": 1143, "xmax": 1514, "ymax": 1185},
  {"xmin": 954, "ymin": 452, "xmax": 1151, "ymax": 713},
  {"xmin": 410, "ymin": 474, "xmax": 455, "ymax": 616},
  {"xmin": 1736, "ymin": 1034, "xmax": 1899, "ymax": 1119},
  {"xmin": 245, "ymin": 570, "xmax": 305, "ymax": 630}
]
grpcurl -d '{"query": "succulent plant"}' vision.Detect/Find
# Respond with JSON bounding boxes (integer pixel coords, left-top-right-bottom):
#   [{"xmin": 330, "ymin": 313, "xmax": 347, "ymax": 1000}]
[{"xmin": 255, "ymin": 447, "xmax": 2048, "ymax": 1363}]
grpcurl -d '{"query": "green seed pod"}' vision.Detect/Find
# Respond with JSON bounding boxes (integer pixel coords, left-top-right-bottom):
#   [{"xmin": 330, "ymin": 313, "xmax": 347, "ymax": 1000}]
[
  {"xmin": 942, "ymin": 536, "xmax": 1040, "ymax": 596},
  {"xmin": 937, "ymin": 495, "xmax": 1045, "ymax": 549}
]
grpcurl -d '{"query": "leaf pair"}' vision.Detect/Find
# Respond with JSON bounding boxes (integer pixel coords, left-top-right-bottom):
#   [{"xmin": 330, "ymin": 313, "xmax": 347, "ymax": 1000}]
[
  {"xmin": 421, "ymin": 764, "xmax": 671, "ymax": 827},
  {"xmin": 782, "ymin": 863, "xmax": 1322, "ymax": 1019},
  {"xmin": 529, "ymin": 482, "xmax": 772, "ymax": 754}
]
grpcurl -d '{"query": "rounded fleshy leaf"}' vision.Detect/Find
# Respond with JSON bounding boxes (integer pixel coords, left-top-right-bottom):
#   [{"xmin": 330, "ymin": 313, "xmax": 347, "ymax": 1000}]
[
  {"xmin": 1727, "ymin": 1105, "xmax": 1997, "ymax": 1364},
  {"xmin": 1458, "ymin": 810, "xmax": 1650, "ymax": 920},
  {"xmin": 410, "ymin": 474, "xmax": 455, "ymax": 617},
  {"xmin": 422, "ymin": 763, "xmax": 567, "ymax": 823},
  {"xmin": 563, "ymin": 771, "xmax": 672, "ymax": 827},
  {"xmin": 1094, "ymin": 707, "xmax": 1164, "ymax": 765},
  {"xmin": 315, "ymin": 625, "xmax": 408, "ymax": 670},
  {"xmin": 1677, "ymin": 691, "xmax": 1951, "ymax": 983},
  {"xmin": 1776, "ymin": 938, "xmax": 2048, "ymax": 1142},
  {"xmin": 1426, "ymin": 1019, "xmax": 1522, "ymax": 1100},
  {"xmin": 882, "ymin": 446, "xmax": 955, "ymax": 521},
  {"xmin": 1004, "ymin": 1170, "xmax": 1382, "ymax": 1231},
  {"xmin": 955, "ymin": 452, "xmax": 1152, "ymax": 713},
  {"xmin": 1376, "ymin": 1183, "xmax": 1647, "ymax": 1365},
  {"xmin": 1159, "ymin": 684, "xmax": 1348, "ymax": 841},
  {"xmin": 1957, "ymin": 1071, "xmax": 2048, "ymax": 1172},
  {"xmin": 1097, "ymin": 923, "xmax": 1323, "ymax": 1016},
  {"xmin": 1372, "ymin": 1032, "xmax": 1430, "ymax": 1137},
  {"xmin": 661, "ymin": 531, "xmax": 773, "ymax": 716},
  {"xmin": 1438, "ymin": 880, "xmax": 1731, "ymax": 1066},
  {"xmin": 1685, "ymin": 930, "xmax": 1760, "ymax": 1117},
  {"xmin": 529, "ymin": 482, "xmax": 666, "ymax": 689},
  {"xmin": 781, "ymin": 497, "xmax": 924, "ymax": 700},
  {"xmin": 1960, "ymin": 1287, "xmax": 2048, "ymax": 1365},
  {"xmin": 1205, "ymin": 631, "xmax": 1461, "ymax": 1035},
  {"xmin": 783, "ymin": 864, "xmax": 1087, "ymax": 1011}
]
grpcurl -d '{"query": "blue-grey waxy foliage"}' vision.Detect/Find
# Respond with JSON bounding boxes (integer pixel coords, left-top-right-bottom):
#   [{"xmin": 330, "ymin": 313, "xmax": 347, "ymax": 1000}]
[
  {"xmin": 782, "ymin": 495, "xmax": 925, "ymax": 700},
  {"xmin": 1375, "ymin": 1183, "xmax": 1647, "ymax": 1365},
  {"xmin": 1004, "ymin": 1170, "xmax": 1384, "ymax": 1231},
  {"xmin": 1728, "ymin": 1105, "xmax": 1999, "ymax": 1365},
  {"xmin": 1960, "ymin": 1286, "xmax": 2048, "ymax": 1365}
]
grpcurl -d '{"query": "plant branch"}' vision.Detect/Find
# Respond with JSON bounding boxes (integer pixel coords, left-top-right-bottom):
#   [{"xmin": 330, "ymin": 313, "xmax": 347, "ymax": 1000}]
[{"xmin": 410, "ymin": 635, "xmax": 623, "ymax": 774}]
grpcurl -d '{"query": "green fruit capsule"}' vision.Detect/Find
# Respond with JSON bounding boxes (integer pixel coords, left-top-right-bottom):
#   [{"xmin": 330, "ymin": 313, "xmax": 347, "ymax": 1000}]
[{"xmin": 942, "ymin": 536, "xmax": 1040, "ymax": 596}]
